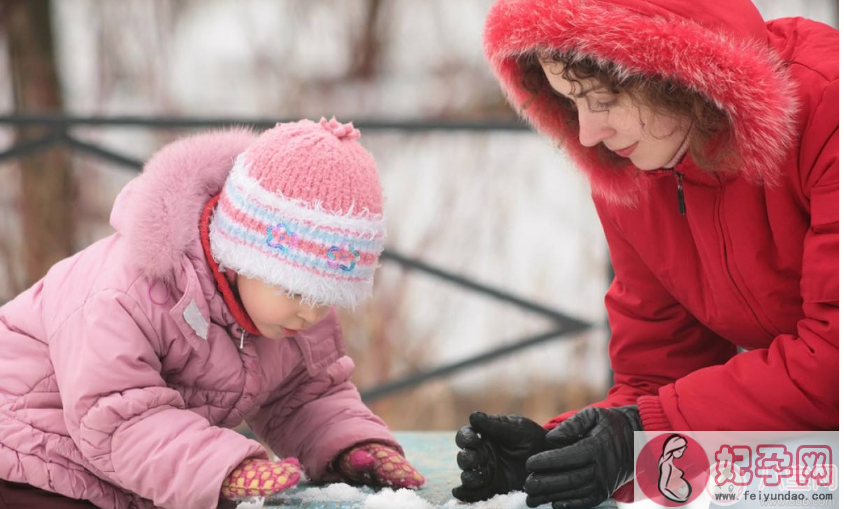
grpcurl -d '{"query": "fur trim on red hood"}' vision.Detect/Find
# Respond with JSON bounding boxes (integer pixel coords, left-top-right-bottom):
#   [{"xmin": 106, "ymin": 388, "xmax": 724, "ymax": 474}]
[
  {"xmin": 109, "ymin": 128, "xmax": 258, "ymax": 280},
  {"xmin": 484, "ymin": 0, "xmax": 799, "ymax": 205}
]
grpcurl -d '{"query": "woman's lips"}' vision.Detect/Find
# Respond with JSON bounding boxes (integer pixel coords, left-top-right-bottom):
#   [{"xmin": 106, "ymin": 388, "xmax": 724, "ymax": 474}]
[
  {"xmin": 613, "ymin": 142, "xmax": 638, "ymax": 157},
  {"xmin": 282, "ymin": 327, "xmax": 299, "ymax": 337}
]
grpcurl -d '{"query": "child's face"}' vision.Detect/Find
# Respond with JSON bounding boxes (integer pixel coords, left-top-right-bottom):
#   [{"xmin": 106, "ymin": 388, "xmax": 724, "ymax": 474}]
[{"xmin": 236, "ymin": 275, "xmax": 331, "ymax": 339}]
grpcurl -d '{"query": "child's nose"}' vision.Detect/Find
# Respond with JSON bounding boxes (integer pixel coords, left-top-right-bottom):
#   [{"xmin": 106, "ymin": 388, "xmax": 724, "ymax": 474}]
[{"xmin": 299, "ymin": 304, "xmax": 328, "ymax": 324}]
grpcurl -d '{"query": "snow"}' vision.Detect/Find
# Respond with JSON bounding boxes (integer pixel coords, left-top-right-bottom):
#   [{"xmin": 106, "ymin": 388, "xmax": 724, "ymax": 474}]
[
  {"xmin": 297, "ymin": 483, "xmax": 368, "ymax": 502},
  {"xmin": 280, "ymin": 483, "xmax": 434, "ymax": 508},
  {"xmin": 271, "ymin": 484, "xmax": 534, "ymax": 509},
  {"xmin": 363, "ymin": 488, "xmax": 436, "ymax": 509},
  {"xmin": 235, "ymin": 496, "xmax": 264, "ymax": 509},
  {"xmin": 443, "ymin": 491, "xmax": 529, "ymax": 509}
]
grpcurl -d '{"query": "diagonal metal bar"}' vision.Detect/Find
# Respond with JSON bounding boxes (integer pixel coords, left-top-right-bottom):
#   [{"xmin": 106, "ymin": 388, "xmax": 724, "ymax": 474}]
[
  {"xmin": 360, "ymin": 325, "xmax": 591, "ymax": 402},
  {"xmin": 382, "ymin": 250, "xmax": 580, "ymax": 326},
  {"xmin": 0, "ymin": 113, "xmax": 606, "ymax": 402},
  {"xmin": 0, "ymin": 113, "xmax": 529, "ymax": 132},
  {"xmin": 0, "ymin": 130, "xmax": 64, "ymax": 163},
  {"xmin": 4, "ymin": 127, "xmax": 580, "ymax": 333},
  {"xmin": 61, "ymin": 133, "xmax": 144, "ymax": 170}
]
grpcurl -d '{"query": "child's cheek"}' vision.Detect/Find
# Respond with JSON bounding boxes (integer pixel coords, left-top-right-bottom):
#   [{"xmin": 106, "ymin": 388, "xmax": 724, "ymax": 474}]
[{"xmin": 255, "ymin": 296, "xmax": 299, "ymax": 328}]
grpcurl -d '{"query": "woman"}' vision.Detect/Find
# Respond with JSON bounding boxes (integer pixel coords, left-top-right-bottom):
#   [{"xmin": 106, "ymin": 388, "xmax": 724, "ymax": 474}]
[{"xmin": 453, "ymin": 0, "xmax": 837, "ymax": 507}]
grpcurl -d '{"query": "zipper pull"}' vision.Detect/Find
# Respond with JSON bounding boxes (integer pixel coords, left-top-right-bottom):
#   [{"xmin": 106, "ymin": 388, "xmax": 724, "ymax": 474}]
[
  {"xmin": 239, "ymin": 328, "xmax": 245, "ymax": 349},
  {"xmin": 673, "ymin": 170, "xmax": 686, "ymax": 216}
]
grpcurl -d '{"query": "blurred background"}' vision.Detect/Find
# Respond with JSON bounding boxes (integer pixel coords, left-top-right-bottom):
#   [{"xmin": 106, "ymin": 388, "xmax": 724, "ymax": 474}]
[{"xmin": 0, "ymin": 0, "xmax": 838, "ymax": 431}]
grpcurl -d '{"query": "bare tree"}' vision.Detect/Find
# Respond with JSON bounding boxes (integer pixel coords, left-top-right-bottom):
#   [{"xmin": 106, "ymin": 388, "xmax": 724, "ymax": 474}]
[
  {"xmin": 2, "ymin": 0, "xmax": 76, "ymax": 286},
  {"xmin": 349, "ymin": 0, "xmax": 383, "ymax": 79}
]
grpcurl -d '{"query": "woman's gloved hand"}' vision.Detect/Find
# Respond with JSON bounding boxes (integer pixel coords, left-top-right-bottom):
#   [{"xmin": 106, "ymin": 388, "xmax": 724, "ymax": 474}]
[
  {"xmin": 220, "ymin": 457, "xmax": 302, "ymax": 500},
  {"xmin": 524, "ymin": 406, "xmax": 642, "ymax": 509},
  {"xmin": 452, "ymin": 411, "xmax": 551, "ymax": 502},
  {"xmin": 337, "ymin": 442, "xmax": 425, "ymax": 489}
]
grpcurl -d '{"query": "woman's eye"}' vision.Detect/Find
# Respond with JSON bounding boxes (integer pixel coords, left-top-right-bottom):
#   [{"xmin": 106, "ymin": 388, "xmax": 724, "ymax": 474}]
[
  {"xmin": 554, "ymin": 94, "xmax": 578, "ymax": 110},
  {"xmin": 591, "ymin": 98, "xmax": 617, "ymax": 111}
]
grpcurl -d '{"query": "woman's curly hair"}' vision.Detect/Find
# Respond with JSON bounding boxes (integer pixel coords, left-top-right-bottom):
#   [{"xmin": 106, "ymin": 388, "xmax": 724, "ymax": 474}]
[{"xmin": 518, "ymin": 50, "xmax": 740, "ymax": 171}]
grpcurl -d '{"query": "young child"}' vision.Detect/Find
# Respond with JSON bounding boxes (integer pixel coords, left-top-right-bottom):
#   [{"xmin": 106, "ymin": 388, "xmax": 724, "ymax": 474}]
[{"xmin": 0, "ymin": 118, "xmax": 424, "ymax": 509}]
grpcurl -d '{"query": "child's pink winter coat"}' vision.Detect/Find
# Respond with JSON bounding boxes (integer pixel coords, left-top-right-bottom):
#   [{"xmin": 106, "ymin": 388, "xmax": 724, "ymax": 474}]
[{"xmin": 0, "ymin": 129, "xmax": 400, "ymax": 509}]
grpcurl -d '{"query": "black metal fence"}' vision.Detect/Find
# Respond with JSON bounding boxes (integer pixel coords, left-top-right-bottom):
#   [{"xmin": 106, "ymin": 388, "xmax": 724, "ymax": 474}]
[{"xmin": 0, "ymin": 114, "xmax": 598, "ymax": 402}]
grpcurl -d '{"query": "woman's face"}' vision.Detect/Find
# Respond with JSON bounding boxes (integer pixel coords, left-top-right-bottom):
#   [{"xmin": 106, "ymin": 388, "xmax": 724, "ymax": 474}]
[
  {"xmin": 673, "ymin": 446, "xmax": 687, "ymax": 458},
  {"xmin": 540, "ymin": 60, "xmax": 691, "ymax": 170},
  {"xmin": 236, "ymin": 275, "xmax": 330, "ymax": 339}
]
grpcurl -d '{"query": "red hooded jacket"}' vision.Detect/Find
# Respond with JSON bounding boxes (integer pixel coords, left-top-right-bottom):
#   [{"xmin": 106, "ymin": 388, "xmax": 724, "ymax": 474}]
[{"xmin": 484, "ymin": 0, "xmax": 838, "ymax": 432}]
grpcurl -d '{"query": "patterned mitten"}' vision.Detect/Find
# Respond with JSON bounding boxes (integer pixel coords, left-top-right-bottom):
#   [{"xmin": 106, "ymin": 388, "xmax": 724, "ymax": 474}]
[
  {"xmin": 337, "ymin": 442, "xmax": 425, "ymax": 489},
  {"xmin": 220, "ymin": 457, "xmax": 302, "ymax": 500}
]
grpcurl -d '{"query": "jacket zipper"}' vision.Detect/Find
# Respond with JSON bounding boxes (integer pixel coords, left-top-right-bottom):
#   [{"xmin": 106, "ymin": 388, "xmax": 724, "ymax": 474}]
[
  {"xmin": 647, "ymin": 169, "xmax": 687, "ymax": 215},
  {"xmin": 673, "ymin": 170, "xmax": 686, "ymax": 215},
  {"xmin": 711, "ymin": 173, "xmax": 778, "ymax": 338},
  {"xmin": 655, "ymin": 168, "xmax": 774, "ymax": 338}
]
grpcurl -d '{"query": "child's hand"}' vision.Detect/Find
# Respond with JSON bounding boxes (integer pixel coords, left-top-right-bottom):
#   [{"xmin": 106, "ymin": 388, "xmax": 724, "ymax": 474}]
[
  {"xmin": 337, "ymin": 442, "xmax": 426, "ymax": 489},
  {"xmin": 220, "ymin": 457, "xmax": 302, "ymax": 500}
]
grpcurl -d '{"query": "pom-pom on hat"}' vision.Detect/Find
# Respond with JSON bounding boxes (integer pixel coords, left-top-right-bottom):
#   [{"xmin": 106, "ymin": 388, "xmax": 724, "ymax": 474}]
[{"xmin": 209, "ymin": 117, "xmax": 385, "ymax": 308}]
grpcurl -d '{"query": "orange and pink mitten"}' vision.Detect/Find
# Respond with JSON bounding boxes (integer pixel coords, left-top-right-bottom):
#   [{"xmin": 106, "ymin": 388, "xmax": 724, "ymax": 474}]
[
  {"xmin": 337, "ymin": 442, "xmax": 425, "ymax": 489},
  {"xmin": 220, "ymin": 457, "xmax": 302, "ymax": 500}
]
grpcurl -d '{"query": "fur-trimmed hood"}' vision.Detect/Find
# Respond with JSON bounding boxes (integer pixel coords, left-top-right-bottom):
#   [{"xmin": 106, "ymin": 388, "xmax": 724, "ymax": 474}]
[
  {"xmin": 110, "ymin": 128, "xmax": 258, "ymax": 279},
  {"xmin": 483, "ymin": 0, "xmax": 799, "ymax": 205}
]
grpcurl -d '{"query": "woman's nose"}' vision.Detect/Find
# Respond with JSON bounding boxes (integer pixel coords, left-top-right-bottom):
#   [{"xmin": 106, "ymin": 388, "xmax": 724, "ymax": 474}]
[{"xmin": 578, "ymin": 109, "xmax": 614, "ymax": 147}]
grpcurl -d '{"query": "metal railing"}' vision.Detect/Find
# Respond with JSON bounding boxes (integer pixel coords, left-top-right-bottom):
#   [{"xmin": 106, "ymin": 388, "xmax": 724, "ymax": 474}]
[{"xmin": 0, "ymin": 113, "xmax": 597, "ymax": 402}]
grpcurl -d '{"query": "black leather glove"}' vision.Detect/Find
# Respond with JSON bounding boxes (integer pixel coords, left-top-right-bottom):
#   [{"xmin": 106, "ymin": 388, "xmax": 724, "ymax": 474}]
[
  {"xmin": 523, "ymin": 406, "xmax": 642, "ymax": 509},
  {"xmin": 452, "ymin": 411, "xmax": 551, "ymax": 502}
]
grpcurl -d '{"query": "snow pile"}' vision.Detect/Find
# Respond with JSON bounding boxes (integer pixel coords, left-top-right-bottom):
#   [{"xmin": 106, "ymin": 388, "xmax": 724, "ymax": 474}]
[
  {"xmin": 297, "ymin": 483, "xmax": 367, "ymax": 502},
  {"xmin": 234, "ymin": 496, "xmax": 264, "ymax": 509},
  {"xmin": 289, "ymin": 483, "xmax": 435, "ymax": 508},
  {"xmin": 443, "ymin": 491, "xmax": 528, "ymax": 509},
  {"xmin": 273, "ymin": 484, "xmax": 534, "ymax": 508},
  {"xmin": 363, "ymin": 488, "xmax": 436, "ymax": 509}
]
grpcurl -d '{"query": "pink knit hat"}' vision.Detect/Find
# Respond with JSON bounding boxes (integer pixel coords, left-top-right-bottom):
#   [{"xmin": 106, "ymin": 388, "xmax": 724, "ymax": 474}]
[{"xmin": 209, "ymin": 118, "xmax": 385, "ymax": 308}]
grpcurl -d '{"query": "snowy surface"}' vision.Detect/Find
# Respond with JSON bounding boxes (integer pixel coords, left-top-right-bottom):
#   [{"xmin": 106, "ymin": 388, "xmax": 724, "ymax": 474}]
[
  {"xmin": 236, "ymin": 498, "xmax": 265, "ymax": 509},
  {"xmin": 263, "ymin": 432, "xmax": 619, "ymax": 509},
  {"xmin": 267, "ymin": 483, "xmax": 534, "ymax": 509},
  {"xmin": 297, "ymin": 484, "xmax": 368, "ymax": 503},
  {"xmin": 265, "ymin": 482, "xmax": 620, "ymax": 508},
  {"xmin": 440, "ymin": 491, "xmax": 530, "ymax": 509},
  {"xmin": 280, "ymin": 485, "xmax": 539, "ymax": 509}
]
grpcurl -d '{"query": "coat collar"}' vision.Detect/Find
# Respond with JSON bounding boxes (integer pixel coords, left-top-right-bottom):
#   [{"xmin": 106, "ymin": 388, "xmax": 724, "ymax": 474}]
[
  {"xmin": 107, "ymin": 128, "xmax": 261, "ymax": 344},
  {"xmin": 109, "ymin": 128, "xmax": 258, "ymax": 280},
  {"xmin": 199, "ymin": 194, "xmax": 261, "ymax": 335}
]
